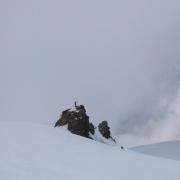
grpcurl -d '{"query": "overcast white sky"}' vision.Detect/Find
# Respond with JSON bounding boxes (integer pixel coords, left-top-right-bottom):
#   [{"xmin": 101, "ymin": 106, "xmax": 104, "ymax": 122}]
[{"xmin": 1, "ymin": 0, "xmax": 180, "ymax": 147}]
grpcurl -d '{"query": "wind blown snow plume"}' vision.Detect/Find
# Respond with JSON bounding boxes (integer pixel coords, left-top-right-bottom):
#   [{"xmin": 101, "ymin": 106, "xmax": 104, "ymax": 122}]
[{"xmin": 116, "ymin": 87, "xmax": 180, "ymax": 147}]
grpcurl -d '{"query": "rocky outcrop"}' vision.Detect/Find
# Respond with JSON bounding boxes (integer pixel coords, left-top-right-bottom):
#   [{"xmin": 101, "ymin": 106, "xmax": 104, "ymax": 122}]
[
  {"xmin": 55, "ymin": 105, "xmax": 93, "ymax": 138},
  {"xmin": 54, "ymin": 104, "xmax": 116, "ymax": 144},
  {"xmin": 98, "ymin": 121, "xmax": 111, "ymax": 139}
]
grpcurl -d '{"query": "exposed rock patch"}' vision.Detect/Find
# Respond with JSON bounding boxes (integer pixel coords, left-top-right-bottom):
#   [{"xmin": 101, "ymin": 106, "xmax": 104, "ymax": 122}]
[{"xmin": 89, "ymin": 123, "xmax": 95, "ymax": 135}]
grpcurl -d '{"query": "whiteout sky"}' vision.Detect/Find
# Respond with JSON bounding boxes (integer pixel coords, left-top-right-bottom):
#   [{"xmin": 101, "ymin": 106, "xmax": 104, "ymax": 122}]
[{"xmin": 1, "ymin": 0, "xmax": 180, "ymax": 147}]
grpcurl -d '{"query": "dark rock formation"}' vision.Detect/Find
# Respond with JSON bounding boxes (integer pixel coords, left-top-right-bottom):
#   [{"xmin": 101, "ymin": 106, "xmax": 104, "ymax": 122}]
[
  {"xmin": 98, "ymin": 121, "xmax": 111, "ymax": 139},
  {"xmin": 55, "ymin": 104, "xmax": 116, "ymax": 144},
  {"xmin": 98, "ymin": 121, "xmax": 116, "ymax": 143},
  {"xmin": 89, "ymin": 123, "xmax": 95, "ymax": 135},
  {"xmin": 55, "ymin": 105, "xmax": 94, "ymax": 138}
]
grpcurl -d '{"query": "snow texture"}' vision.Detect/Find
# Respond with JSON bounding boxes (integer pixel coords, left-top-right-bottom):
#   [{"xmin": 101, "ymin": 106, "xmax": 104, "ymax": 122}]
[{"xmin": 0, "ymin": 122, "xmax": 180, "ymax": 180}]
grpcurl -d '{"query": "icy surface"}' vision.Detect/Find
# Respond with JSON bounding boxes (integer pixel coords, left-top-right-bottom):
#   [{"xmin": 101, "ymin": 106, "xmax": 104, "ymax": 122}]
[{"xmin": 0, "ymin": 122, "xmax": 180, "ymax": 180}]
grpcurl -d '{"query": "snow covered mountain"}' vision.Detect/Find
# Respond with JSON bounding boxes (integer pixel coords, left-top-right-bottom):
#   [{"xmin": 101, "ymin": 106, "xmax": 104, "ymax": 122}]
[
  {"xmin": 131, "ymin": 141, "xmax": 180, "ymax": 161},
  {"xmin": 0, "ymin": 122, "xmax": 180, "ymax": 180}
]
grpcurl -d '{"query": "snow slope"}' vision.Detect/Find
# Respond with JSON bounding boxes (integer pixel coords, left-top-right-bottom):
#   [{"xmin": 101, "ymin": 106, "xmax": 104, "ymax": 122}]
[
  {"xmin": 0, "ymin": 122, "xmax": 180, "ymax": 180},
  {"xmin": 131, "ymin": 141, "xmax": 180, "ymax": 161}
]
